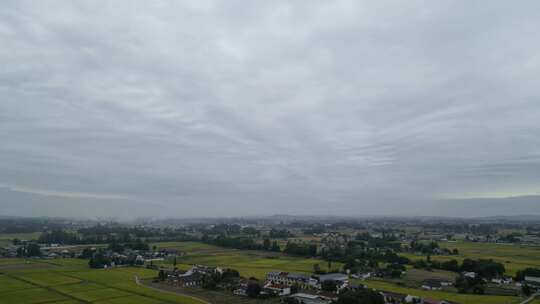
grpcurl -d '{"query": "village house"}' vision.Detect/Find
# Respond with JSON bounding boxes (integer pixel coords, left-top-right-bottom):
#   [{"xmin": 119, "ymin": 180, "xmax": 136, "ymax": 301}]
[
  {"xmin": 382, "ymin": 291, "xmax": 407, "ymax": 303},
  {"xmin": 287, "ymin": 292, "xmax": 332, "ymax": 304},
  {"xmin": 524, "ymin": 275, "xmax": 540, "ymax": 291},
  {"xmin": 491, "ymin": 277, "xmax": 513, "ymax": 285},
  {"xmin": 164, "ymin": 264, "xmax": 223, "ymax": 288},
  {"xmin": 315, "ymin": 273, "xmax": 349, "ymax": 289},
  {"xmin": 233, "ymin": 278, "xmax": 258, "ymax": 296},
  {"xmin": 318, "ymin": 233, "xmax": 354, "ymax": 256},
  {"xmin": 263, "ymin": 282, "xmax": 291, "ymax": 296},
  {"xmin": 266, "ymin": 271, "xmax": 318, "ymax": 288},
  {"xmin": 463, "ymin": 271, "xmax": 476, "ymax": 279},
  {"xmin": 351, "ymin": 271, "xmax": 372, "ymax": 280},
  {"xmin": 421, "ymin": 278, "xmax": 452, "ymax": 291},
  {"xmin": 404, "ymin": 294, "xmax": 422, "ymax": 303}
]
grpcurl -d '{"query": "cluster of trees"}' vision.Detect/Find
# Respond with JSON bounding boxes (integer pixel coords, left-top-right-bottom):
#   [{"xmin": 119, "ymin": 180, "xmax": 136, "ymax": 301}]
[
  {"xmin": 515, "ymin": 268, "xmax": 540, "ymax": 281},
  {"xmin": 355, "ymin": 233, "xmax": 401, "ymax": 251},
  {"xmin": 79, "ymin": 247, "xmax": 95, "ymax": 259},
  {"xmin": 245, "ymin": 279, "xmax": 262, "ymax": 298},
  {"xmin": 37, "ymin": 226, "xmax": 196, "ymax": 246},
  {"xmin": 16, "ymin": 243, "xmax": 41, "ymax": 257},
  {"xmin": 461, "ymin": 258, "xmax": 505, "ymax": 278},
  {"xmin": 204, "ymin": 235, "xmax": 261, "ymax": 250},
  {"xmin": 283, "ymin": 241, "xmax": 317, "ymax": 257},
  {"xmin": 302, "ymin": 224, "xmax": 326, "ymax": 235},
  {"xmin": 434, "ymin": 223, "xmax": 499, "ymax": 235},
  {"xmin": 321, "ymin": 280, "xmax": 340, "ymax": 292},
  {"xmin": 202, "ymin": 234, "xmax": 281, "ymax": 253},
  {"xmin": 455, "ymin": 273, "xmax": 487, "ymax": 294},
  {"xmin": 269, "ymin": 229, "xmax": 292, "ymax": 238},
  {"xmin": 312, "ymin": 262, "xmax": 341, "ymax": 275},
  {"xmin": 413, "ymin": 257, "xmax": 460, "ymax": 272},
  {"xmin": 498, "ymin": 233, "xmax": 523, "ymax": 243},
  {"xmin": 340, "ymin": 249, "xmax": 410, "ymax": 275},
  {"xmin": 107, "ymin": 239, "xmax": 150, "ymax": 253},
  {"xmin": 408, "ymin": 240, "xmax": 443, "ymax": 254},
  {"xmin": 208, "ymin": 224, "xmax": 242, "ymax": 235},
  {"xmin": 413, "ymin": 257, "xmax": 504, "ymax": 278},
  {"xmin": 382, "ymin": 263, "xmax": 406, "ymax": 278},
  {"xmin": 262, "ymin": 238, "xmax": 281, "ymax": 252},
  {"xmin": 515, "ymin": 268, "xmax": 540, "ymax": 296},
  {"xmin": 38, "ymin": 230, "xmax": 80, "ymax": 244},
  {"xmin": 201, "ymin": 268, "xmax": 240, "ymax": 289},
  {"xmin": 241, "ymin": 227, "xmax": 259, "ymax": 236},
  {"xmin": 0, "ymin": 218, "xmax": 59, "ymax": 233},
  {"xmin": 88, "ymin": 252, "xmax": 111, "ymax": 268},
  {"xmin": 87, "ymin": 251, "xmax": 144, "ymax": 268}
]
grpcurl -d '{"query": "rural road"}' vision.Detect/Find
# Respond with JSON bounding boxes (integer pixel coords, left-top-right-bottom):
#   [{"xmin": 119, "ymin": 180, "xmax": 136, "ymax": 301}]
[
  {"xmin": 520, "ymin": 292, "xmax": 540, "ymax": 304},
  {"xmin": 134, "ymin": 276, "xmax": 212, "ymax": 304}
]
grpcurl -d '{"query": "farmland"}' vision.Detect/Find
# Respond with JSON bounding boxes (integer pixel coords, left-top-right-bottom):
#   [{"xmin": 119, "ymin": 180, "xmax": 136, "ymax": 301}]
[
  {"xmin": 151, "ymin": 241, "xmax": 339, "ymax": 280},
  {"xmin": 360, "ymin": 279, "xmax": 521, "ymax": 304},
  {"xmin": 0, "ymin": 239, "xmax": 535, "ymax": 304},
  {"xmin": 151, "ymin": 241, "xmax": 527, "ymax": 304},
  {"xmin": 0, "ymin": 242, "xmax": 336, "ymax": 304},
  {"xmin": 0, "ymin": 232, "xmax": 40, "ymax": 246},
  {"xmin": 0, "ymin": 258, "xmax": 204, "ymax": 304},
  {"xmin": 1, "ymin": 216, "xmax": 539, "ymax": 304},
  {"xmin": 400, "ymin": 240, "xmax": 540, "ymax": 276}
]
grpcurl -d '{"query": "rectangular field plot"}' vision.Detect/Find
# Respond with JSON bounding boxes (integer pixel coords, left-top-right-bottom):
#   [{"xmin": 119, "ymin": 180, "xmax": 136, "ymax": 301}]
[
  {"xmin": 108, "ymin": 281, "xmax": 204, "ymax": 304},
  {"xmin": 0, "ymin": 287, "xmax": 69, "ymax": 304},
  {"xmin": 0, "ymin": 259, "xmax": 31, "ymax": 265},
  {"xmin": 70, "ymin": 288, "xmax": 131, "ymax": 302},
  {"xmin": 0, "ymin": 260, "xmax": 208, "ymax": 304},
  {"xmin": 93, "ymin": 295, "xmax": 163, "ymax": 304},
  {"xmin": 17, "ymin": 272, "xmax": 81, "ymax": 286},
  {"xmin": 53, "ymin": 281, "xmax": 106, "ymax": 293},
  {"xmin": 0, "ymin": 275, "xmax": 34, "ymax": 293},
  {"xmin": 69, "ymin": 270, "xmax": 134, "ymax": 285}
]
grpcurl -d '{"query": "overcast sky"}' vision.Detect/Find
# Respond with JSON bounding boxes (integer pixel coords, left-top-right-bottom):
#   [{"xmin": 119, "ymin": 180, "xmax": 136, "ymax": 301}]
[{"xmin": 1, "ymin": 1, "xmax": 540, "ymax": 218}]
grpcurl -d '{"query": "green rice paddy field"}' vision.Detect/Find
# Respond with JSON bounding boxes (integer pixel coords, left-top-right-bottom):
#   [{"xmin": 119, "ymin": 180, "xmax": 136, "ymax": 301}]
[
  {"xmin": 151, "ymin": 241, "xmax": 338, "ymax": 280},
  {"xmin": 360, "ymin": 279, "xmax": 521, "ymax": 304},
  {"xmin": 0, "ymin": 240, "xmax": 536, "ymax": 303},
  {"xmin": 0, "ymin": 258, "xmax": 204, "ymax": 304},
  {"xmin": 400, "ymin": 240, "xmax": 540, "ymax": 276}
]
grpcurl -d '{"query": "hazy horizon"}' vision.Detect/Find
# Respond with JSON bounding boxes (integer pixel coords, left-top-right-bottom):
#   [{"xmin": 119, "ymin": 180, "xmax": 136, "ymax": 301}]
[{"xmin": 2, "ymin": 1, "xmax": 540, "ymax": 218}]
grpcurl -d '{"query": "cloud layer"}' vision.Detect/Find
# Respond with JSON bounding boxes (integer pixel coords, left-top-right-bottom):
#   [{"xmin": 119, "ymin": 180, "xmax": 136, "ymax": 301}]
[{"xmin": 1, "ymin": 1, "xmax": 540, "ymax": 218}]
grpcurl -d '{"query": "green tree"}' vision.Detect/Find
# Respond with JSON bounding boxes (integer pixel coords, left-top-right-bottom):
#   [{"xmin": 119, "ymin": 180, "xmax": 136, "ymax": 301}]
[
  {"xmin": 246, "ymin": 281, "xmax": 261, "ymax": 298},
  {"xmin": 271, "ymin": 241, "xmax": 281, "ymax": 252},
  {"xmin": 263, "ymin": 238, "xmax": 271, "ymax": 251},
  {"xmin": 522, "ymin": 284, "xmax": 532, "ymax": 296},
  {"xmin": 321, "ymin": 280, "xmax": 338, "ymax": 292},
  {"xmin": 158, "ymin": 270, "xmax": 166, "ymax": 281},
  {"xmin": 17, "ymin": 243, "xmax": 42, "ymax": 257}
]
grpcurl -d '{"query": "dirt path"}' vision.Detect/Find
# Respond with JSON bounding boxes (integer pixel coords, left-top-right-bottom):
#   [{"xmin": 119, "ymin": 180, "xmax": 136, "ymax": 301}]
[{"xmin": 134, "ymin": 276, "xmax": 212, "ymax": 304}]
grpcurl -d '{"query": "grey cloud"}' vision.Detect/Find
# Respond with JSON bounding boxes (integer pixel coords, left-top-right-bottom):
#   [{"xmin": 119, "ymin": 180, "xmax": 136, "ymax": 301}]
[{"xmin": 1, "ymin": 1, "xmax": 540, "ymax": 218}]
